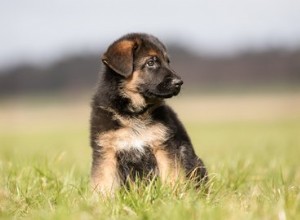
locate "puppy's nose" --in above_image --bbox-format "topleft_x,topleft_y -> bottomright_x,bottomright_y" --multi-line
172,78 -> 183,88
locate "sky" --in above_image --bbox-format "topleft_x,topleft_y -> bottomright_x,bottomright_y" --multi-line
1,0 -> 300,68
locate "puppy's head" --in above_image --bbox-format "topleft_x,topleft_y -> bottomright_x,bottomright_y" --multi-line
102,33 -> 183,100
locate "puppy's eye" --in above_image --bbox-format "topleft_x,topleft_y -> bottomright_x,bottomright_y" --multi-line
146,59 -> 155,67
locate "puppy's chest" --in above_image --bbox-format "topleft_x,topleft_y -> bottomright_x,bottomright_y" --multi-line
98,118 -> 169,152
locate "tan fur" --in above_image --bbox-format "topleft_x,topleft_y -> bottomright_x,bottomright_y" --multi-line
154,149 -> 184,184
148,49 -> 159,57
97,109 -> 169,153
91,148 -> 120,195
120,70 -> 146,112
116,40 -> 135,54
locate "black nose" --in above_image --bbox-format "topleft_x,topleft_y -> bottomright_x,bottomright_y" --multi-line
172,78 -> 183,88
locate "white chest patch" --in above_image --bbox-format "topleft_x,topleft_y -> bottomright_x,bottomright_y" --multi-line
98,117 -> 169,153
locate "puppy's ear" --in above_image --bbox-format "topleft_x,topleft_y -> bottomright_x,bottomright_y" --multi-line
102,39 -> 138,77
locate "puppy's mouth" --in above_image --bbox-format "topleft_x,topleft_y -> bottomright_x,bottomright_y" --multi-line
142,86 -> 182,99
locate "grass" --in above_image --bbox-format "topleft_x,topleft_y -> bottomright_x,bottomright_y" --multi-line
0,92 -> 299,219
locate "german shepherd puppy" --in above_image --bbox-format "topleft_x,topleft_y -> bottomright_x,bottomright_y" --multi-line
90,33 -> 207,194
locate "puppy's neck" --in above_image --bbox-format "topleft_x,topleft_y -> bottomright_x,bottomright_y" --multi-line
99,99 -> 163,120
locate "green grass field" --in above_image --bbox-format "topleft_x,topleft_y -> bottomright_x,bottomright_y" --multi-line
0,92 -> 299,219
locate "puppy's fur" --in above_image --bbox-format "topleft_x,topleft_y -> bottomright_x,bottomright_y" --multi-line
90,33 -> 207,194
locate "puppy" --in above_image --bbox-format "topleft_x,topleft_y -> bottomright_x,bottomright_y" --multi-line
90,33 -> 207,194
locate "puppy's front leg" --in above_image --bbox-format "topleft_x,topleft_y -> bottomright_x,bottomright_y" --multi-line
154,148 -> 184,185
91,148 -> 120,195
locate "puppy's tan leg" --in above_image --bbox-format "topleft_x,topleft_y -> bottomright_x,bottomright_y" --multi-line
91,148 -> 120,195
154,149 -> 183,185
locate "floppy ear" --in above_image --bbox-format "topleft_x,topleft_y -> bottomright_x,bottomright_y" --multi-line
102,40 -> 137,77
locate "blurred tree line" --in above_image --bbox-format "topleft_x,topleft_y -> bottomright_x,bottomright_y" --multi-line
0,46 -> 299,97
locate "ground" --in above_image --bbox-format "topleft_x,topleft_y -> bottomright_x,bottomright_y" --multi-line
0,91 -> 299,219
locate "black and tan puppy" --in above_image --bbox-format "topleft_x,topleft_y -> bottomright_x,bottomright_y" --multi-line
90,33 -> 207,194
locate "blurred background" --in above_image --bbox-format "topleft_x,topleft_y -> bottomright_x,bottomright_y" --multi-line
0,0 -> 300,165
1,0 -> 300,96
